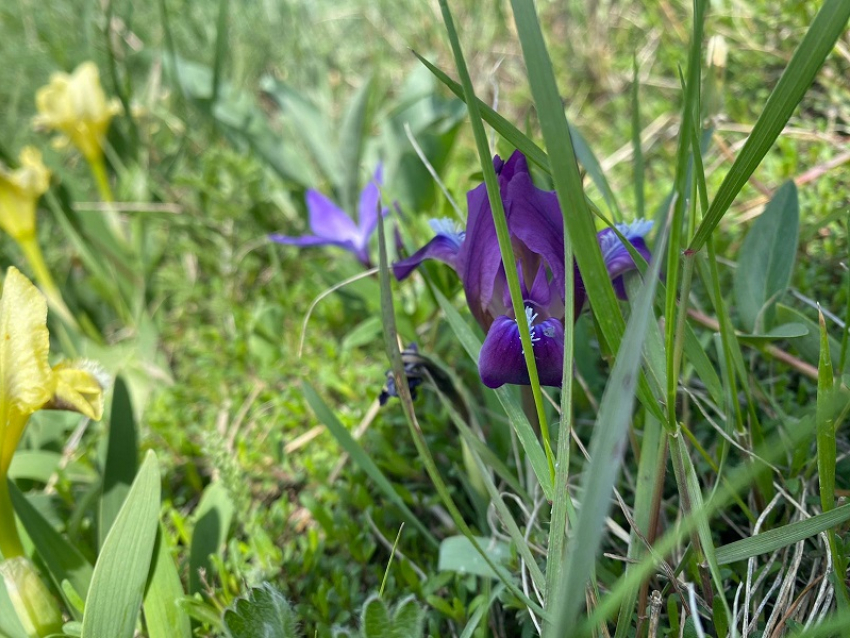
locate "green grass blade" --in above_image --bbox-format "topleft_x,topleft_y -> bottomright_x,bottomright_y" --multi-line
412,52 -> 549,171
435,386 -> 546,592
437,0 -> 554,480
690,0 -> 850,250
143,526 -> 192,638
631,56 -> 645,220
211,0 -> 230,105
100,377 -> 138,548
376,183 -> 546,617
585,414 -> 818,630
714,502 -> 850,565
509,0 -> 625,358
816,309 -> 850,605
301,383 -> 438,547
431,287 -> 553,499
613,413 -> 663,638
82,451 -> 161,638
547,214 -> 668,636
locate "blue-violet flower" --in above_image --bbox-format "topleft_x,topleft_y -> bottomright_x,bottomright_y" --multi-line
270,166 -> 388,267
394,150 -> 652,389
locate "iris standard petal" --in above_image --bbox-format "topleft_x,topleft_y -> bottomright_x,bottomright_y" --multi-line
357,165 -> 386,242
478,313 -> 564,389
306,190 -> 360,243
504,180 -> 566,295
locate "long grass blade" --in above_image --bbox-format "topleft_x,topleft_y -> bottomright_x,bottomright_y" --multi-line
690,0 -> 850,249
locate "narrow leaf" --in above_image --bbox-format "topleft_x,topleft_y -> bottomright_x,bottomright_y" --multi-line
81,451 -> 161,638
690,0 -> 850,249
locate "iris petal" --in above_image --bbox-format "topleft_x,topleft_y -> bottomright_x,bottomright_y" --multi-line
478,315 -> 564,389
305,190 -> 360,244
393,234 -> 463,281
357,165 -> 386,242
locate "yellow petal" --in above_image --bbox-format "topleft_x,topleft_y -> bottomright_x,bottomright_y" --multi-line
47,361 -> 105,421
0,147 -> 50,241
33,62 -> 121,162
0,268 -> 53,416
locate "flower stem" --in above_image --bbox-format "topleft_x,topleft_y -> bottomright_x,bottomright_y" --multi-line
17,237 -> 81,333
88,154 -> 127,242
0,478 -> 24,559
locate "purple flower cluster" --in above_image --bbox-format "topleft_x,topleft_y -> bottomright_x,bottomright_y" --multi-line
393,150 -> 652,389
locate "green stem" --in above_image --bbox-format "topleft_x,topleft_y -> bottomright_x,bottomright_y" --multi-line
0,478 -> 24,559
88,154 -> 127,243
17,237 -> 80,333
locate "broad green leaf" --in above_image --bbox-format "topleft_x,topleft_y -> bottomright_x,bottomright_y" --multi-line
301,383 -> 438,547
143,526 -> 191,638
189,481 -> 234,595
438,536 -> 511,580
715,502 -> 850,564
9,483 -> 93,616
222,583 -> 300,638
100,376 -> 138,548
81,451 -> 161,638
7,451 -> 60,483
690,0 -> 850,249
733,181 -> 800,333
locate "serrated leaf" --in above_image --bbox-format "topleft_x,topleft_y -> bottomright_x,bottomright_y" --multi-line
223,583 -> 300,638
733,181 -> 800,332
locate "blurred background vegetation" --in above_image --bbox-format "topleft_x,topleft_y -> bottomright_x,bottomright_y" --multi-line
1,0 -> 848,635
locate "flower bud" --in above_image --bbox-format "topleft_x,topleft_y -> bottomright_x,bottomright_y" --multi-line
0,557 -> 64,638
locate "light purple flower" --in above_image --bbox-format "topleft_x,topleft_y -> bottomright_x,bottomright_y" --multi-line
394,150 -> 653,389
270,166 -> 388,267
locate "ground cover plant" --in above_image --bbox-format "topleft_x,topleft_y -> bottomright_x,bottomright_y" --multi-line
1,0 -> 849,636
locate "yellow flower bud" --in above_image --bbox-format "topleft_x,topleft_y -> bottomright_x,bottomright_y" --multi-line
0,147 -> 50,243
33,62 -> 122,163
0,557 -> 64,638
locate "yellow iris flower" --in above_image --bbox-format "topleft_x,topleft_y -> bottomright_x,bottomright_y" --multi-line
0,147 -> 50,243
0,267 -> 105,559
34,62 -> 122,164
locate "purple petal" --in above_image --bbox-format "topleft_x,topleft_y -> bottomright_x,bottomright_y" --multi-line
458,178 -> 503,327
478,314 -> 564,389
503,173 -> 566,298
597,221 -> 653,299
306,190 -> 360,243
393,234 -> 463,280
357,165 -> 387,242
269,233 -> 359,253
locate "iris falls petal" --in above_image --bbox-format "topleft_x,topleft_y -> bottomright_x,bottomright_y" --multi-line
478,309 -> 564,389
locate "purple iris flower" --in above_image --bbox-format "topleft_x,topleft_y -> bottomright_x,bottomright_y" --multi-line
394,150 -> 652,390
270,166 -> 388,267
